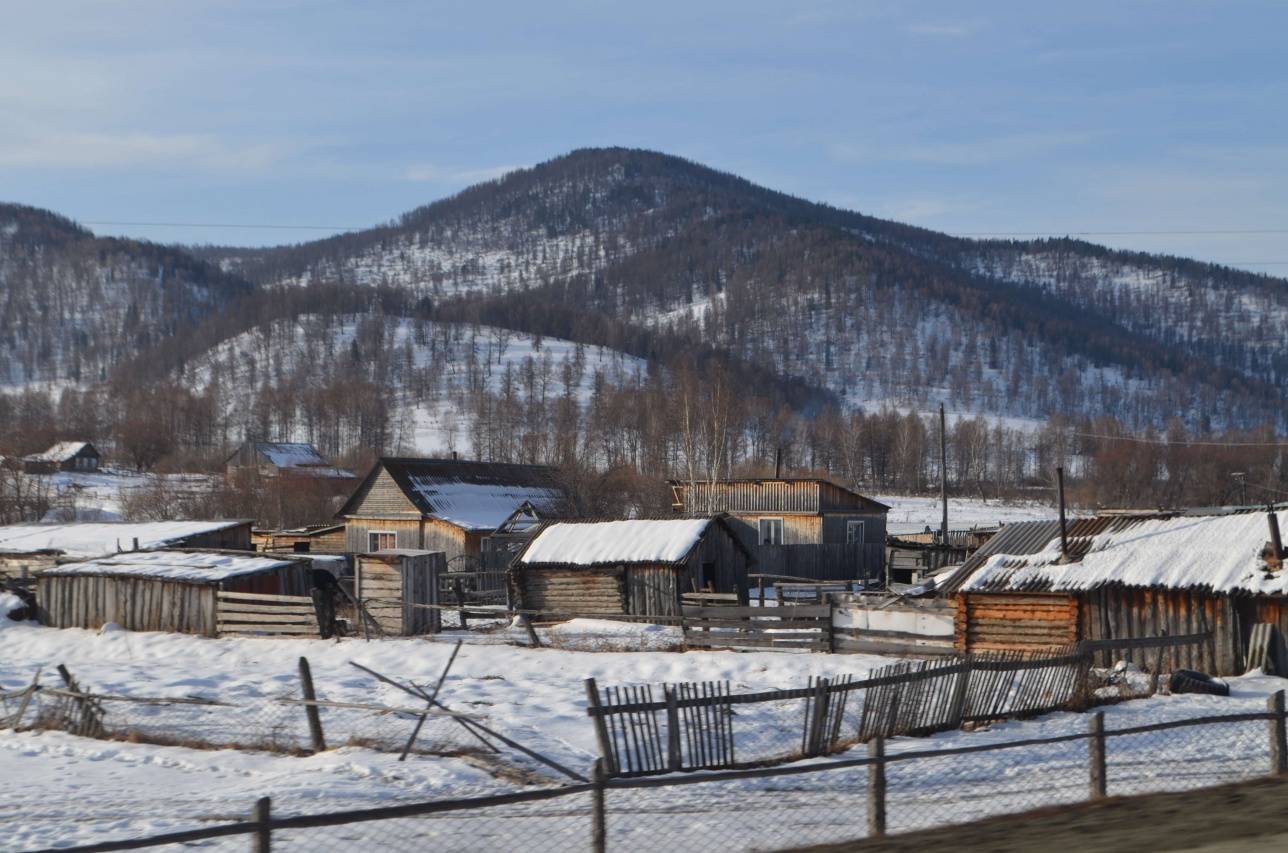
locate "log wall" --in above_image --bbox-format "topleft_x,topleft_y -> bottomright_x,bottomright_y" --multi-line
955,592 -> 1079,652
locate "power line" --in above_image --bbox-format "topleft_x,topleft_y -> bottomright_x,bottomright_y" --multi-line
1074,431 -> 1288,448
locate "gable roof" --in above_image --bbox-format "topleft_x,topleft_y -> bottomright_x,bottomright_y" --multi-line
338,457 -> 573,532
0,520 -> 251,559
945,509 -> 1288,597
23,441 -> 96,463
43,550 -> 297,584
516,517 -> 747,568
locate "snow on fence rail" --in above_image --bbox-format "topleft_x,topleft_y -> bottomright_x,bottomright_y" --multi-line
20,697 -> 1288,853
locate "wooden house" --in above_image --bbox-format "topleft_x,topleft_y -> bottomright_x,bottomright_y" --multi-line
337,458 -> 573,566
253,523 -> 347,554
0,520 -> 254,581
511,517 -> 753,618
22,441 -> 100,474
224,441 -> 356,483
669,478 -> 888,581
942,509 -> 1288,675
354,550 -> 444,635
37,550 -> 319,635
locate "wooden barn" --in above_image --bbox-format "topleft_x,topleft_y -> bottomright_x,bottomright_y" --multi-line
669,478 -> 888,582
224,441 -> 356,482
511,517 -> 753,618
338,458 -> 573,566
354,550 -> 444,635
942,508 -> 1288,675
37,551 -> 320,636
0,520 -> 254,581
21,441 -> 100,474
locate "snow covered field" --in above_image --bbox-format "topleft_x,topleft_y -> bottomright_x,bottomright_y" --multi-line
2,597 -> 1284,851
877,493 -> 1062,535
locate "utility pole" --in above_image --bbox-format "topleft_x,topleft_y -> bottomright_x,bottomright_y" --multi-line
939,403 -> 948,545
1057,466 -> 1070,559
1233,472 -> 1248,506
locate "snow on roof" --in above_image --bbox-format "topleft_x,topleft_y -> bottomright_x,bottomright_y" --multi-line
0,520 -> 246,559
45,551 -> 296,583
254,442 -> 329,468
407,477 -> 569,531
960,510 -> 1288,596
518,519 -> 716,567
23,441 -> 93,463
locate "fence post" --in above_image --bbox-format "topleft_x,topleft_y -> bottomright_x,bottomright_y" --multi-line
1088,711 -> 1106,799
591,758 -> 607,853
251,796 -> 271,853
807,677 -> 830,756
867,735 -> 886,837
297,657 -> 326,753
826,599 -> 836,654
1270,690 -> 1287,776
585,678 -> 617,776
665,686 -> 682,771
453,578 -> 469,629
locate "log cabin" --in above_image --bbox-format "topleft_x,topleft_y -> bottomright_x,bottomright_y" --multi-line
337,458 -> 573,566
21,441 -> 100,474
941,508 -> 1288,675
669,478 -> 888,582
511,516 -> 753,618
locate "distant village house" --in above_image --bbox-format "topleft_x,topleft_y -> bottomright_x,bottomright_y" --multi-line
224,441 -> 356,482
21,441 -> 100,474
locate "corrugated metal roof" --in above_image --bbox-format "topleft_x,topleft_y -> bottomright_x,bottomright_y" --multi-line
938,520 -> 1062,594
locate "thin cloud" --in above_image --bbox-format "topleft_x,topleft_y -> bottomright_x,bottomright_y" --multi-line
403,163 -> 525,184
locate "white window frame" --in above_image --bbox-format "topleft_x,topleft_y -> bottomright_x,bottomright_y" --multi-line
846,520 -> 866,545
368,530 -> 397,552
758,517 -> 784,545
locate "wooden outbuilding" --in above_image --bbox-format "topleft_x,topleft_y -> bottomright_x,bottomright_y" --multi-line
354,549 -> 444,635
338,458 -> 573,566
511,517 -> 753,618
21,441 -> 100,474
942,508 -> 1288,675
669,478 -> 888,581
0,520 -> 254,581
224,441 -> 356,482
253,523 -> 347,554
37,550 -> 321,636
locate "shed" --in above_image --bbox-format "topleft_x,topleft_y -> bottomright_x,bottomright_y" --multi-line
0,520 -> 255,580
338,457 -> 573,565
669,478 -> 888,581
21,441 -> 100,474
253,523 -> 347,554
354,549 -> 444,635
511,517 -> 753,618
942,509 -> 1288,675
37,551 -> 317,635
224,441 -> 356,482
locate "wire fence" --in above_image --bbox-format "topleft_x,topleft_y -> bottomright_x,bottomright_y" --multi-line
17,693 -> 1288,853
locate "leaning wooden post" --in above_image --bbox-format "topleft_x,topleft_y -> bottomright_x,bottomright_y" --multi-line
585,678 -> 617,776
251,796 -> 271,853
1088,711 -> 1107,799
808,677 -> 830,755
867,735 -> 886,837
1269,690 -> 1287,776
590,758 -> 607,853
297,657 -> 326,753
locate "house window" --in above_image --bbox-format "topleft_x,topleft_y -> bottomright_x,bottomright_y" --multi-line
368,531 -> 397,552
846,521 -> 865,545
758,518 -> 784,545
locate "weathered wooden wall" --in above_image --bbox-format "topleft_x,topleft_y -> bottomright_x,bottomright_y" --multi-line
754,543 -> 873,581
1079,586 -> 1240,675
344,518 -> 422,553
355,552 -> 443,635
956,592 -> 1079,652
833,597 -> 957,656
522,568 -> 625,614
623,565 -> 683,617
38,575 -> 218,635
0,554 -> 58,581
182,522 -> 254,552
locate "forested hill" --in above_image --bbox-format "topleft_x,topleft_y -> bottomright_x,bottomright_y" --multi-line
194,147 -> 1288,430
0,203 -> 254,386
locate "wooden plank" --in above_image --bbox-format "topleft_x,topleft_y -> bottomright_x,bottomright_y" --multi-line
217,622 -> 321,633
216,591 -> 314,604
682,604 -> 831,618
216,603 -> 319,616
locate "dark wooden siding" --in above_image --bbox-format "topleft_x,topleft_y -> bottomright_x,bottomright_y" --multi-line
681,481 -> 821,514
624,566 -> 683,617
345,518 -> 424,553
1080,586 -> 1241,676
182,522 -> 254,552
956,592 -> 1079,651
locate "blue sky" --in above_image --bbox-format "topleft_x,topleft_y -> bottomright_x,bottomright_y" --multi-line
3,1 -> 1287,272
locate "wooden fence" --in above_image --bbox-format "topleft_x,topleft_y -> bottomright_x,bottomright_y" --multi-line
215,590 -> 323,638
585,637 -> 1201,778
681,604 -> 833,652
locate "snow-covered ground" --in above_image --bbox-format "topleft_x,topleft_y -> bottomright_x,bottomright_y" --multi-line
877,493 -> 1063,535
3,596 -> 1284,851
30,468 -> 216,522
